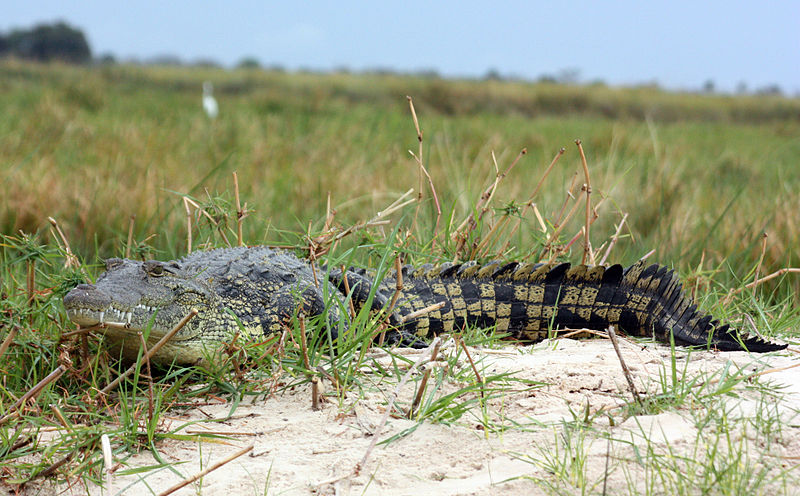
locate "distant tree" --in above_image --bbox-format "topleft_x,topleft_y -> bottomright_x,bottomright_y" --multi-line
147,54 -> 183,66
735,81 -> 748,94
237,56 -> 261,69
702,79 -> 715,93
483,68 -> 502,81
193,58 -> 221,68
4,22 -> 91,63
755,84 -> 783,96
556,68 -> 580,84
537,74 -> 557,84
0,34 -> 8,57
96,52 -> 116,65
414,69 -> 440,79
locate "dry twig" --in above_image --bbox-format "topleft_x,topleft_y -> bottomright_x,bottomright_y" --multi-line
0,365 -> 67,425
99,309 -> 198,395
157,444 -> 254,496
607,326 -> 642,406
407,96 -> 442,244
356,337 -> 442,474
575,139 -> 594,264
408,340 -> 443,418
125,215 -> 135,259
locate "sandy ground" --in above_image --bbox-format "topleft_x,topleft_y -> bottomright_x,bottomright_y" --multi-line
36,338 -> 800,495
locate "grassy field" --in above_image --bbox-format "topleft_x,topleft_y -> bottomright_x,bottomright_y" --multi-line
2,61 -> 800,277
1,60 -> 799,493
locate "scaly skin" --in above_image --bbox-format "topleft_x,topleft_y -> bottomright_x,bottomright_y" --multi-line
63,247 -> 786,364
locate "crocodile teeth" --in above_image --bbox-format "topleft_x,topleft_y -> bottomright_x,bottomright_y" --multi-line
99,311 -> 105,324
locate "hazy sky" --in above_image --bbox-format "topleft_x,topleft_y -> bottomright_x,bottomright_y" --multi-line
4,1 -> 799,93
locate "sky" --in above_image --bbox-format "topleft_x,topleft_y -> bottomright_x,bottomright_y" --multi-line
3,1 -> 799,94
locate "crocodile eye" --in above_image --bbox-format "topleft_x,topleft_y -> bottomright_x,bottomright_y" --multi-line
105,258 -> 124,270
144,261 -> 166,277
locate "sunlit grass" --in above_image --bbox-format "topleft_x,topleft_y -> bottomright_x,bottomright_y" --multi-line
0,60 -> 799,493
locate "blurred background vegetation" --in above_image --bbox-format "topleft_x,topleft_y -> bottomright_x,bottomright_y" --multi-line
1,49 -> 799,299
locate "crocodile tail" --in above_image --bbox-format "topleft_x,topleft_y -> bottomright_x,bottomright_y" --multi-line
478,260 -> 786,352
580,260 -> 786,352
618,261 -> 787,352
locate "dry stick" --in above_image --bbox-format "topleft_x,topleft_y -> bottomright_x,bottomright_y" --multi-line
606,326 -> 642,406
233,171 -> 244,247
340,265 -> 357,319
639,249 -> 656,262
60,325 -> 102,339
575,140 -> 594,265
541,189 -> 584,261
51,405 -> 71,431
530,147 -> 567,201
503,148 -> 567,253
0,365 -> 67,425
407,96 -> 424,224
99,309 -> 198,396
475,215 -> 513,259
386,254 -> 404,314
47,217 -> 80,269
478,149 -> 527,225
459,339 -> 485,399
553,171 -> 580,227
0,325 -> 20,361
400,302 -> 446,323
726,232 -> 772,305
183,197 -> 194,253
309,189 -> 412,256
689,359 -> 800,392
184,429 -> 261,436
726,268 -> 800,300
298,318 -> 319,411
157,443 -> 254,496
754,232 -> 768,285
561,202 -> 602,254
599,213 -> 629,265
407,96 -> 442,245
356,337 -> 442,475
556,328 -> 608,340
321,192 -> 335,236
126,215 -> 136,259
378,254 -> 405,346
408,340 -> 443,418
452,148 -> 527,258
307,221 -> 320,288
29,452 -> 75,482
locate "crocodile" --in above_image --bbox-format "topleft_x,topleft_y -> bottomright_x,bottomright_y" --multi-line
63,246 -> 786,365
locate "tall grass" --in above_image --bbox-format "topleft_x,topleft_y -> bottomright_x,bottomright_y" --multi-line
2,60 -> 799,295
0,60 -> 798,493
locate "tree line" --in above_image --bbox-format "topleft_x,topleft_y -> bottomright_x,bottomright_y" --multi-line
0,21 -> 91,64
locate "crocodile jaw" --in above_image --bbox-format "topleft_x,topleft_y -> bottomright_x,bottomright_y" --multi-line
66,303 -> 159,328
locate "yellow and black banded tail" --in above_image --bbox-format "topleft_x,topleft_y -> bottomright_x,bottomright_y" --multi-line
332,260 -> 786,353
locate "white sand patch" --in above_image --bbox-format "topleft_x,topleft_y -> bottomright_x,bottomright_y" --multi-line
31,338 -> 798,495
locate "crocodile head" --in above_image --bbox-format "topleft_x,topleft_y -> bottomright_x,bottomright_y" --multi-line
63,257 -> 229,364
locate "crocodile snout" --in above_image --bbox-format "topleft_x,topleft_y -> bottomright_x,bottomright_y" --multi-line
63,284 -> 112,311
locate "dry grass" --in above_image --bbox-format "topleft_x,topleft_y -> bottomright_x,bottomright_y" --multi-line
1,60 -> 800,299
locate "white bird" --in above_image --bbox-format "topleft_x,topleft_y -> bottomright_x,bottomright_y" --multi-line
202,81 -> 218,119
